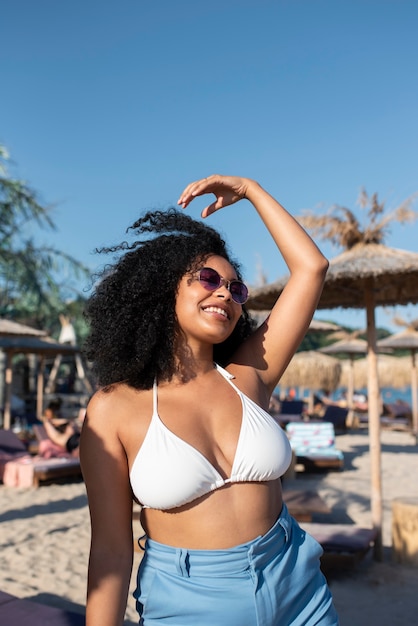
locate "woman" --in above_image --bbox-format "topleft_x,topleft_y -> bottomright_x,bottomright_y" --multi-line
41,400 -> 82,457
80,175 -> 339,625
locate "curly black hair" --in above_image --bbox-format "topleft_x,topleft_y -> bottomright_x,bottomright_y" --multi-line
84,208 -> 254,389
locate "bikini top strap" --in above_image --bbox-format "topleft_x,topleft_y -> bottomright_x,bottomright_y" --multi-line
153,378 -> 158,414
214,362 -> 241,393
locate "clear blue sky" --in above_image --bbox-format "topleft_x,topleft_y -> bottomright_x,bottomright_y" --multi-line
2,0 -> 417,331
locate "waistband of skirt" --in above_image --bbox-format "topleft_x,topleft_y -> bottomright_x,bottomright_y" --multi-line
143,503 -> 293,574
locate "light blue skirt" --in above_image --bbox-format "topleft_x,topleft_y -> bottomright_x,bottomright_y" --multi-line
134,504 -> 339,625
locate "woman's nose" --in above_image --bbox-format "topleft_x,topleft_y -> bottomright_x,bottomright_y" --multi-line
215,283 -> 232,300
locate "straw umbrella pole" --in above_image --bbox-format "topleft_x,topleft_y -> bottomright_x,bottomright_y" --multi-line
247,189 -> 418,559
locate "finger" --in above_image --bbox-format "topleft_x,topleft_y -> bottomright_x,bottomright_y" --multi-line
201,198 -> 224,218
177,181 -> 198,207
200,203 -> 215,218
178,176 -> 217,208
189,177 -> 216,198
177,178 -> 208,207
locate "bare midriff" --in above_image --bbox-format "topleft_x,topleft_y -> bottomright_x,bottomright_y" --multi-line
140,479 -> 283,549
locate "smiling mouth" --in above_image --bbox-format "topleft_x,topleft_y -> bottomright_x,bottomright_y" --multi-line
202,306 -> 230,320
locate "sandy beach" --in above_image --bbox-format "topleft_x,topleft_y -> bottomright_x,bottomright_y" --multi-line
1,427 -> 417,625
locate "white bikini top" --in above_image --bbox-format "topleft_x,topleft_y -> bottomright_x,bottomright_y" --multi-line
129,364 -> 292,510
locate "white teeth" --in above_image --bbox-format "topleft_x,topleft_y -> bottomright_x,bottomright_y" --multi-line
204,306 -> 228,318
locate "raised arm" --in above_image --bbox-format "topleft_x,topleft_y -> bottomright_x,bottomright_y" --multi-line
238,179 -> 328,390
80,392 -> 134,626
178,175 -> 329,394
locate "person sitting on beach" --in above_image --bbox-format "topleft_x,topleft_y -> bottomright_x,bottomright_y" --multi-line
352,390 -> 368,412
41,400 -> 82,457
81,175 -> 339,625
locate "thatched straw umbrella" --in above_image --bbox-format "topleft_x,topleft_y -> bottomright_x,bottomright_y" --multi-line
278,350 -> 341,392
247,190 -> 418,559
378,319 -> 418,438
278,351 -> 341,413
249,244 -> 418,311
249,311 -> 341,333
0,319 -> 47,337
305,319 -> 342,333
320,335 -> 367,411
339,354 -> 410,389
320,332 -> 391,414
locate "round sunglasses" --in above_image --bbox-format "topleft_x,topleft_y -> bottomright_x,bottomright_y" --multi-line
197,267 -> 249,304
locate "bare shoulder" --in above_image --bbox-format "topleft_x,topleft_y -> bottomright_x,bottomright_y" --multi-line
83,383 -> 154,463
86,384 -> 151,427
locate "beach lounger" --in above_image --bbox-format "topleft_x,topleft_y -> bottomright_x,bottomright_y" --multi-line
301,522 -> 378,574
279,399 -> 305,416
357,412 -> 411,431
382,402 -> 412,420
321,405 -> 348,434
271,399 -> 306,427
0,428 -> 30,462
380,416 -> 411,431
0,429 -> 82,487
0,428 -> 31,481
285,421 -> 344,471
2,454 -> 82,488
380,402 -> 412,431
282,488 -> 331,522
0,590 -> 85,625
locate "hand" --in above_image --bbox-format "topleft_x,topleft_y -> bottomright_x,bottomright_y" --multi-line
177,174 -> 250,217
